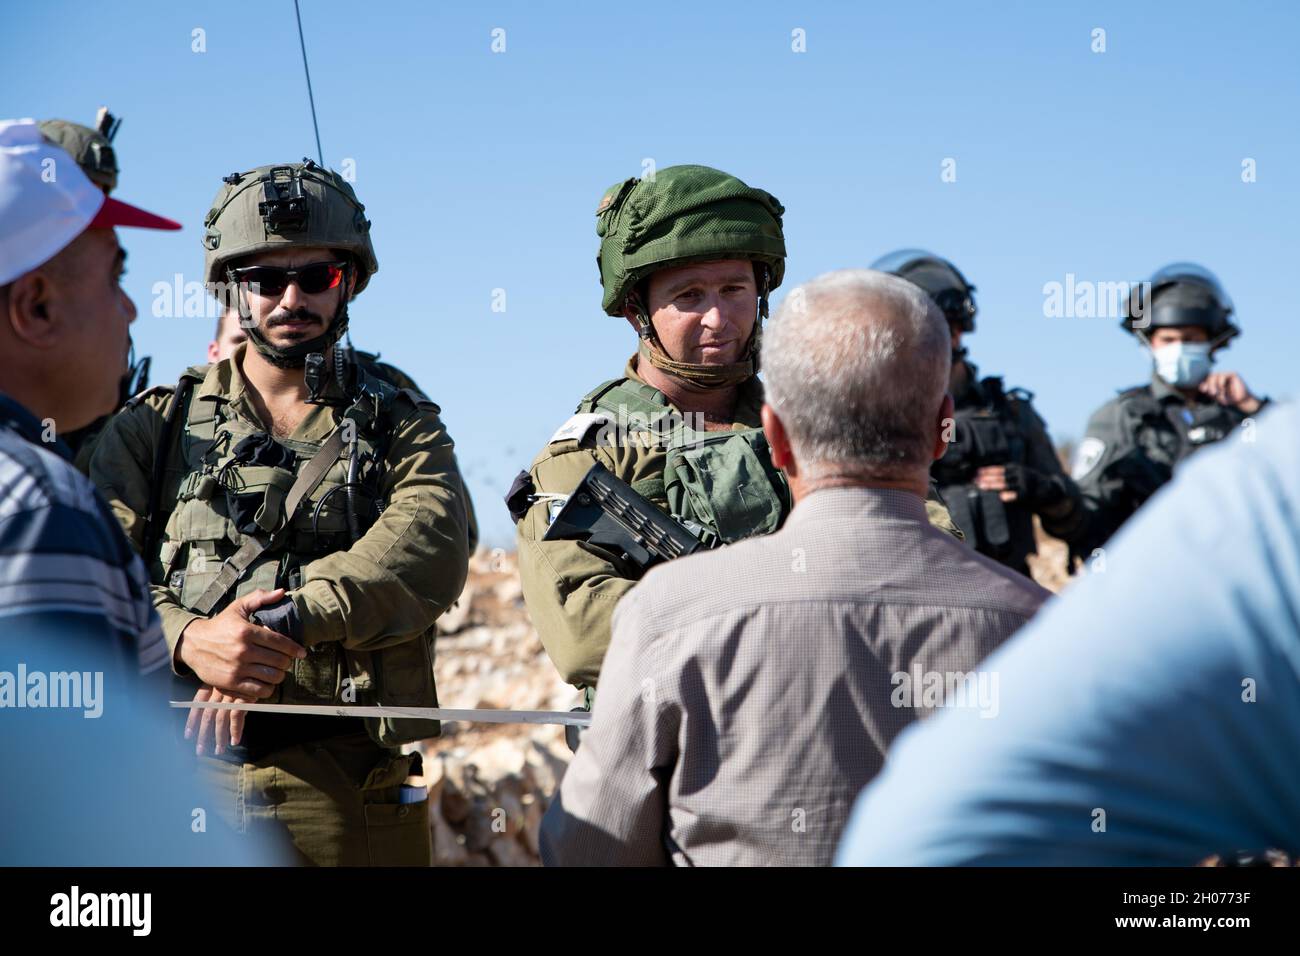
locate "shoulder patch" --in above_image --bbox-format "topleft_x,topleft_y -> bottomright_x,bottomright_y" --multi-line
549,412 -> 611,446
1071,437 -> 1107,480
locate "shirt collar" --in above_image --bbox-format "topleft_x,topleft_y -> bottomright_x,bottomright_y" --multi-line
785,485 -> 929,528
0,392 -> 73,462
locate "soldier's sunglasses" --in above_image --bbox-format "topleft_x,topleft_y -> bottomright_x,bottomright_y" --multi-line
230,261 -> 346,297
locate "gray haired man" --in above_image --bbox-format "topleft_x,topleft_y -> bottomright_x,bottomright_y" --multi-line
539,269 -> 1051,866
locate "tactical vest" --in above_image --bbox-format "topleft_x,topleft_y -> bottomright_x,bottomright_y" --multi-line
1111,386 -> 1243,505
576,378 -> 791,546
931,376 -> 1034,570
154,365 -> 441,748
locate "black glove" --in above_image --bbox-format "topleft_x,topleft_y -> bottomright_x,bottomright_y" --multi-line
1003,463 -> 1067,509
249,596 -> 303,643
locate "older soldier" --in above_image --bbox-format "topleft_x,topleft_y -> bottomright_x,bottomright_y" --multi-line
510,168 -> 961,722
874,250 -> 1085,578
39,109 -> 151,472
91,161 -> 470,866
1070,263 -> 1266,561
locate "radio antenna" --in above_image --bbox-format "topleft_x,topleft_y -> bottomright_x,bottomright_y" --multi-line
293,0 -> 325,166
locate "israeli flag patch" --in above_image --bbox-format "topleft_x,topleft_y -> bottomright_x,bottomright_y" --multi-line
549,413 -> 611,446
546,496 -> 567,525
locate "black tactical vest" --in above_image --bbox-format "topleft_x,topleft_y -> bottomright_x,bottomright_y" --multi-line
932,375 -> 1036,573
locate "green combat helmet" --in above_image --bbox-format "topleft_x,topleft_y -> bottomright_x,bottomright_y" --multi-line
595,164 -> 785,388
1121,262 -> 1240,346
39,107 -> 121,193
203,160 -> 378,369
41,108 -> 149,402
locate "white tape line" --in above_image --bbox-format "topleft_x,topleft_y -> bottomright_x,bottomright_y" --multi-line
170,700 -> 592,728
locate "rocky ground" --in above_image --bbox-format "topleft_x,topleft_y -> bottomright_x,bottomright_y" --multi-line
408,549 -> 576,867
412,533 -> 1075,866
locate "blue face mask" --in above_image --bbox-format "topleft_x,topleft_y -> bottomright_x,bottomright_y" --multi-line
1152,341 -> 1214,387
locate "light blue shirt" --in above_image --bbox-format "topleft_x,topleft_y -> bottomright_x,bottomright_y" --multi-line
837,403 -> 1300,866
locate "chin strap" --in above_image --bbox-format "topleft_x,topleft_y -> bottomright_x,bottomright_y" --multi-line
636,337 -> 754,389
231,263 -> 353,371
629,264 -> 769,391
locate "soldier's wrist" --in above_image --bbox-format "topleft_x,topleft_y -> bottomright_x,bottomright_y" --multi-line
175,622 -> 198,676
287,588 -> 334,647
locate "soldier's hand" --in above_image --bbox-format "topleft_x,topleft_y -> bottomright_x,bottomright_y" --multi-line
178,588 -> 306,698
186,685 -> 250,757
1199,372 -> 1261,415
973,466 -> 1018,503
981,463 -> 1069,509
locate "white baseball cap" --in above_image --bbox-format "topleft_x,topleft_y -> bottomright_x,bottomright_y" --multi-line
0,118 -> 180,286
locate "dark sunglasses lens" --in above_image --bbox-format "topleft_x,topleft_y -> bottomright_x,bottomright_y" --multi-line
241,269 -> 288,297
297,263 -> 343,294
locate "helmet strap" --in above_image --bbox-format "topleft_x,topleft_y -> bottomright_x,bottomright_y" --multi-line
230,262 -> 353,371
627,268 -> 763,391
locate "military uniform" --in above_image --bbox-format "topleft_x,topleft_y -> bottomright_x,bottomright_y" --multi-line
92,347 -> 468,863
353,349 -> 479,555
76,348 -> 480,553
91,161 -> 471,866
515,358 -> 962,689
934,362 -> 1084,577
1070,262 -> 1262,560
515,169 -> 960,699
872,249 -> 1083,578
1070,375 -> 1256,557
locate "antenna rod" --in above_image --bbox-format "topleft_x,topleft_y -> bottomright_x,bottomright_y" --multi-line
293,0 -> 325,166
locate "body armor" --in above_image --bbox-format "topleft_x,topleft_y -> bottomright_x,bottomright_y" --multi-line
932,376 -> 1034,572
153,362 -> 440,748
577,377 -> 791,546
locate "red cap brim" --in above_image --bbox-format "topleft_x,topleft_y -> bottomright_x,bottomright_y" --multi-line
88,195 -> 182,231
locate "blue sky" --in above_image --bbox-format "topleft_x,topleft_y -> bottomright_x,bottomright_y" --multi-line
5,1 -> 1297,546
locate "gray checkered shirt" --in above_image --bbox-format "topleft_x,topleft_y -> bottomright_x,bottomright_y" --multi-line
540,486 -> 1051,866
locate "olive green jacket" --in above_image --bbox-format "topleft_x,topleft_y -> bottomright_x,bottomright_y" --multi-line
90,347 -> 471,673
515,357 -> 962,690
71,351 -> 476,557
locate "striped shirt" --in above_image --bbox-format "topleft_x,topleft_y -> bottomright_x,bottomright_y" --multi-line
0,393 -> 167,675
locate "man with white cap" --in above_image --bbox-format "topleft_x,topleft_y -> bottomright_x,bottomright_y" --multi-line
0,117 -> 275,865
0,117 -> 178,671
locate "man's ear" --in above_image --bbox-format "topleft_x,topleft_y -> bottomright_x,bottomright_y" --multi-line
932,392 -> 955,462
5,271 -> 59,349
762,403 -> 796,475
